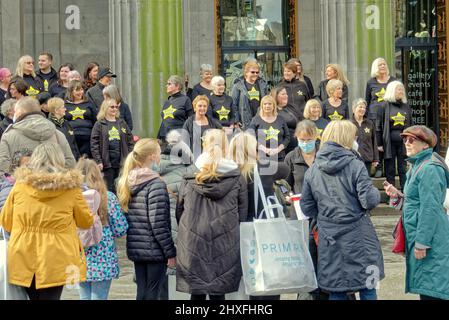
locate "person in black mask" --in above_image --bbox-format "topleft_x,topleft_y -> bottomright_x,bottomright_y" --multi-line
376,81 -> 411,191
157,75 -> 193,143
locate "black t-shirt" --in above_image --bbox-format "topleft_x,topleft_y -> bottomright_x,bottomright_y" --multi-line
389,102 -> 410,143
322,100 -> 349,121
158,92 -> 193,140
106,120 -> 121,168
209,93 -> 235,127
365,77 -> 396,120
245,80 -> 261,117
0,88 -> 7,106
191,83 -> 213,101
312,117 -> 330,140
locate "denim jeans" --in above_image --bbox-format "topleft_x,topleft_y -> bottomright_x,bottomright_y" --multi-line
79,280 -> 112,300
329,288 -> 377,300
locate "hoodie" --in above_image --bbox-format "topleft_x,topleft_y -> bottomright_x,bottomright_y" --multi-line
36,68 -> 58,92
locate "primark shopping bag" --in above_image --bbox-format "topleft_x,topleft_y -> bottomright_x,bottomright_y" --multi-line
0,228 -> 28,300
240,166 -> 317,296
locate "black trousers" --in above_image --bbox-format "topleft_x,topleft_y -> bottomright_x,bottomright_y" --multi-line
25,276 -> 64,300
191,294 -> 225,300
75,134 -> 92,158
103,167 -> 120,193
385,142 -> 407,190
420,294 -> 443,300
134,261 -> 167,300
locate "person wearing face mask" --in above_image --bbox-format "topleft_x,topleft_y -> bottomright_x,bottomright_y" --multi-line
300,120 -> 384,300
117,138 -> 176,300
191,64 -> 214,101
91,99 -> 134,193
182,95 -> 222,160
231,60 -> 268,130
384,126 -> 449,300
351,98 -> 379,174
209,76 -> 237,136
376,81 -> 411,191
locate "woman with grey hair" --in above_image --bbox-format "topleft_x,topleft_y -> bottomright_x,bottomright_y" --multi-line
191,64 -> 214,101
351,98 -> 378,174
103,84 -> 133,130
209,75 -> 237,135
376,80 -> 411,191
157,75 -> 193,142
0,99 -> 16,139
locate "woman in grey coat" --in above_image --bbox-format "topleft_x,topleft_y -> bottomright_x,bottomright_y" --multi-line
300,120 -> 384,300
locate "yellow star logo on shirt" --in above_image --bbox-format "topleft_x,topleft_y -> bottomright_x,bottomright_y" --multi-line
391,112 -> 406,126
248,86 -> 260,101
364,127 -> 371,134
216,106 -> 230,121
375,88 -> 386,102
69,107 -> 86,120
44,80 -> 49,92
317,128 -> 324,140
121,127 -> 127,134
263,126 -> 280,141
328,111 -> 344,121
297,90 -> 304,96
68,130 -> 74,136
108,126 -> 120,141
163,105 -> 176,120
26,86 -> 40,97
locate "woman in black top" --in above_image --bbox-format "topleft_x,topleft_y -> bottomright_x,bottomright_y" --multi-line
91,99 -> 134,193
248,95 -> 290,161
157,75 -> 193,142
102,84 -> 134,131
303,99 -> 329,143
376,81 -> 411,191
271,86 -> 297,155
351,98 -> 379,174
365,57 -> 396,178
315,63 -> 349,104
6,76 -> 28,100
14,55 -> 44,98
82,62 -> 99,91
288,58 -> 314,98
182,95 -> 222,159
191,64 -> 214,101
209,75 -> 237,136
47,97 -> 80,160
322,79 -> 349,121
64,80 -> 98,158
279,61 -> 310,121
49,63 -> 74,98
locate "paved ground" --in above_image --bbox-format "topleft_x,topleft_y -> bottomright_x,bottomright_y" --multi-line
61,208 -> 417,300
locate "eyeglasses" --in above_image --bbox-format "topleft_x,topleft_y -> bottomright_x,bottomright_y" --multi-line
250,71 -> 260,74
402,135 -> 422,144
110,105 -> 119,109
25,61 -> 34,65
166,82 -> 174,86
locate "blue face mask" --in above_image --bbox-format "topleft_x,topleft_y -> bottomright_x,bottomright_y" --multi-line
298,140 -> 316,154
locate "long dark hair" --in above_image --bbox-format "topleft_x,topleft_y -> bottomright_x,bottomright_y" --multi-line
82,62 -> 99,89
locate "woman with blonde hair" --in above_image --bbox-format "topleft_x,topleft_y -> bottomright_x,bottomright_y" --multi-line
182,95 -> 222,158
102,84 -> 133,130
117,138 -> 176,300
271,86 -> 297,154
316,63 -> 349,104
76,158 -> 128,300
303,99 -> 329,142
91,99 -> 134,193
14,55 -> 44,98
248,95 -> 290,161
0,142 -> 93,300
176,129 -> 247,300
300,120 -> 384,300
322,79 -> 349,121
231,60 -> 268,129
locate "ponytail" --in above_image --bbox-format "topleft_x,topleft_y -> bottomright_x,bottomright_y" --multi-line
195,129 -> 227,184
117,138 -> 160,212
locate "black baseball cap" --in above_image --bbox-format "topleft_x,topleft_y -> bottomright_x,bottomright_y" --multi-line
97,67 -> 117,80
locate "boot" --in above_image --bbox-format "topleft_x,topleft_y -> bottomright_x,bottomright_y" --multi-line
374,162 -> 383,178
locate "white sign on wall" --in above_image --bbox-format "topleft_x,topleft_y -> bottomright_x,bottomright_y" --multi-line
65,5 -> 80,30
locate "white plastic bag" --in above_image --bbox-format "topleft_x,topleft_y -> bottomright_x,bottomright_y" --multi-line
0,228 -> 28,300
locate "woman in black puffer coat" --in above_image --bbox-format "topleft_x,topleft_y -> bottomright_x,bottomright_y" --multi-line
117,138 -> 176,300
176,129 -> 248,300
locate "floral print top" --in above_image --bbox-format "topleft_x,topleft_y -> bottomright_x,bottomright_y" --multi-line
84,192 -> 128,282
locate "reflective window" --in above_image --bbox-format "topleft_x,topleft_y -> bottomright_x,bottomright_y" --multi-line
405,0 -> 436,38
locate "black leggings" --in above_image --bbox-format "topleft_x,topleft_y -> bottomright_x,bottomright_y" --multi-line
103,168 -> 120,193
75,134 -> 92,158
191,294 -> 225,300
134,261 -> 167,300
385,142 -> 407,190
25,276 -> 64,300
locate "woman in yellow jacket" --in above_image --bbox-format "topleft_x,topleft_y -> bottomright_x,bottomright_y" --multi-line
0,142 -> 93,300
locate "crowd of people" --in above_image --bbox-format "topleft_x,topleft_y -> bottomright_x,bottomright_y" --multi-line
0,53 -> 448,301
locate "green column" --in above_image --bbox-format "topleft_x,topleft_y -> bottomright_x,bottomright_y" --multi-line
138,0 -> 184,138
354,0 -> 395,73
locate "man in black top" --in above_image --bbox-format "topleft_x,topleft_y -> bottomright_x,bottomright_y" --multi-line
36,52 -> 58,92
86,67 -> 117,111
